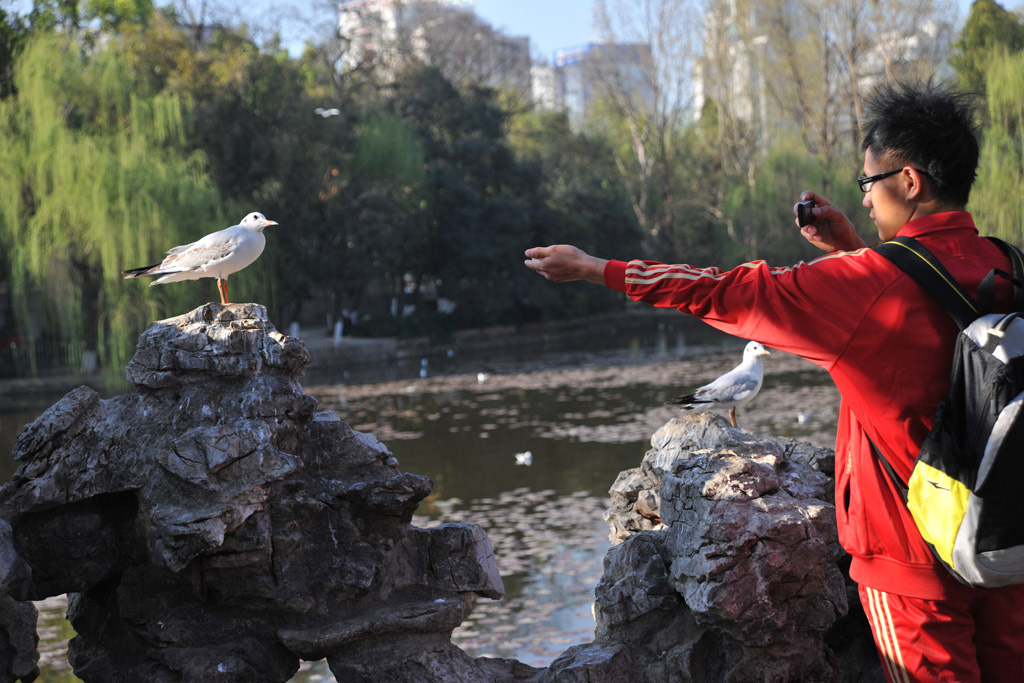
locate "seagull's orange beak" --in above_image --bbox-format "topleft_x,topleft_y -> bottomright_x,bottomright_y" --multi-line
262,219 -> 279,227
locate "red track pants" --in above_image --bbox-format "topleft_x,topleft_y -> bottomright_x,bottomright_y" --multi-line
859,583 -> 1024,682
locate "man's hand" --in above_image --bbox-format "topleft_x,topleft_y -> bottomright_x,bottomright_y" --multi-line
524,245 -> 608,284
795,191 -> 867,253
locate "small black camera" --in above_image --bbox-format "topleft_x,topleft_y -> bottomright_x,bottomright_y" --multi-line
797,200 -> 815,228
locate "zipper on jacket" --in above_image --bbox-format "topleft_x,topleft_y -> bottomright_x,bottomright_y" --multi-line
842,448 -> 853,514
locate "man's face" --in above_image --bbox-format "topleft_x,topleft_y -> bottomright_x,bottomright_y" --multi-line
861,147 -> 910,242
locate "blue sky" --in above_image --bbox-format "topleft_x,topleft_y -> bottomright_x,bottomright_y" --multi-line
473,0 -> 598,63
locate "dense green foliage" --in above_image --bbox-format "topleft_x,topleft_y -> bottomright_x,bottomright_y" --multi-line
0,0 -> 1021,376
950,0 -> 1024,94
972,49 -> 1024,243
0,35 -> 230,374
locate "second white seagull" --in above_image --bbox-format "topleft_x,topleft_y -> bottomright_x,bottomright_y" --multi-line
123,212 -> 278,305
666,341 -> 770,428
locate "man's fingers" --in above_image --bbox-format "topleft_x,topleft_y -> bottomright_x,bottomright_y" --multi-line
524,246 -> 553,259
524,248 -> 554,279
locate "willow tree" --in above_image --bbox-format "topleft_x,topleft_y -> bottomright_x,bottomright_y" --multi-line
0,34 -> 232,376
971,49 -> 1024,245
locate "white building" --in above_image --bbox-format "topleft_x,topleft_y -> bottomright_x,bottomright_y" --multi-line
542,42 -> 656,129
338,0 -> 531,93
692,0 -> 773,127
530,64 -> 559,110
856,21 -> 956,94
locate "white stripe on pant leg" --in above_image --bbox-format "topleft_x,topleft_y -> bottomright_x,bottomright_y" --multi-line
877,588 -> 910,683
866,587 -> 901,683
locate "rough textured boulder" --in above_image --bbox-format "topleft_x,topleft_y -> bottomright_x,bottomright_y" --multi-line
0,303 -> 518,683
546,415 -> 882,683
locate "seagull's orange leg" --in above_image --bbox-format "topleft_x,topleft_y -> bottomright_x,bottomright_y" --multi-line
217,278 -> 229,305
729,407 -> 738,428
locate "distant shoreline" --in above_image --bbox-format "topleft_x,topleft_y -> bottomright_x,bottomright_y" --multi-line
0,308 -> 732,408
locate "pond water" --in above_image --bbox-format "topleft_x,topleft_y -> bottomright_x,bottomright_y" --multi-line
2,339 -> 840,681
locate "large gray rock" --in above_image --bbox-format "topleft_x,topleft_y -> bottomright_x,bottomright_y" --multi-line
547,415 -> 881,683
0,303 -> 518,683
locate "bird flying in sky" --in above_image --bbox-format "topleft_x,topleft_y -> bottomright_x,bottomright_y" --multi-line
666,341 -> 770,427
123,212 -> 278,305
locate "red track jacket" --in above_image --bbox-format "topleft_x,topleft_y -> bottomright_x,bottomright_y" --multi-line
604,211 -> 1013,599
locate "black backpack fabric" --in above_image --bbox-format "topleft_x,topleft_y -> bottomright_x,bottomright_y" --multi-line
873,235 -> 1024,588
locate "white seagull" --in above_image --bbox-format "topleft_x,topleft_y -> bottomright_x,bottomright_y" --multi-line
666,341 -> 771,427
123,212 -> 278,305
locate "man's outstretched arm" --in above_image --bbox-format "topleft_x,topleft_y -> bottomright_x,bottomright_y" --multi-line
524,245 -> 609,284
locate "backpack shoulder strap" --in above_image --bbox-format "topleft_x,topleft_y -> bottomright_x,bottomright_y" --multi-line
875,235 -> 979,330
984,237 -> 1024,314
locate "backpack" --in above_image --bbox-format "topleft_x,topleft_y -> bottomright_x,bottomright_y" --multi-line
873,235 -> 1024,588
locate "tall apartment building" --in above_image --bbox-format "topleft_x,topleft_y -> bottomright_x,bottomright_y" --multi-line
337,0 -> 531,94
540,42 -> 656,130
856,20 -> 955,93
691,0 -> 775,129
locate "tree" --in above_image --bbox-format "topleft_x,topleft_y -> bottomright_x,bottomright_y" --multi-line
0,35 -> 230,375
691,0 -> 955,264
950,0 -> 1024,94
507,107 -> 645,319
383,65 -> 532,328
591,0 -> 700,247
721,137 -> 867,265
715,0 -> 956,187
0,7 -> 29,99
971,49 -> 1024,245
85,0 -> 154,31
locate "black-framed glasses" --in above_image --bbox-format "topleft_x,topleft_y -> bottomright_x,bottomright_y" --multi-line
857,168 -> 902,193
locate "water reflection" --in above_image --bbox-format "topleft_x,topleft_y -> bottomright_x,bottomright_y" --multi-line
417,489 -> 609,664
5,344 -> 839,681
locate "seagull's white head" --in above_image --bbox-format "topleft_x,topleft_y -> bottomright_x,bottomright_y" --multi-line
743,341 -> 770,361
239,212 -> 279,232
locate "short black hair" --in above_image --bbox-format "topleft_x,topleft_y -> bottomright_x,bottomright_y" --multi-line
861,80 -> 980,207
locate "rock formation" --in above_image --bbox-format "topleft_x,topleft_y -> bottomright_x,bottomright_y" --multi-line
0,303 -> 517,682
0,303 -> 881,682
545,415 -> 881,682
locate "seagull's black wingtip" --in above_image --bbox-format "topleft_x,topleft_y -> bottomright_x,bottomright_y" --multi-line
122,263 -> 161,278
665,393 -> 700,406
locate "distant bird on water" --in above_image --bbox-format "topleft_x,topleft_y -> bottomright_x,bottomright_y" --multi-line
122,212 -> 278,305
666,341 -> 770,428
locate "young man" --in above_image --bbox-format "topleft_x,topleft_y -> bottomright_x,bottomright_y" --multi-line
523,81 -> 1024,682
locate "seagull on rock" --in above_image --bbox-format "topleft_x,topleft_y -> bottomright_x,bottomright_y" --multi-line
666,341 -> 770,428
122,212 -> 278,305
